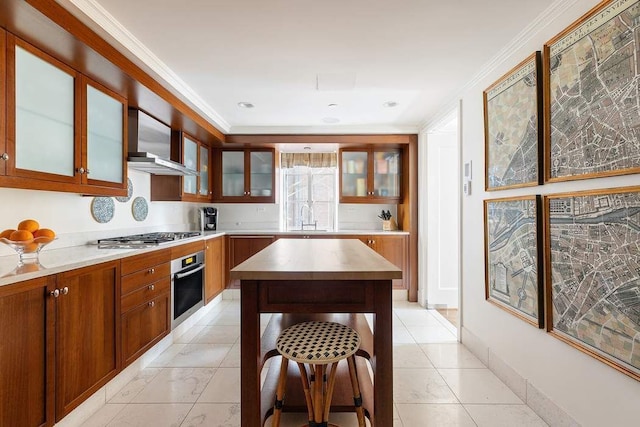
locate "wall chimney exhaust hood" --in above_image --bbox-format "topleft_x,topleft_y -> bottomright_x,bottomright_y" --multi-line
127,109 -> 198,176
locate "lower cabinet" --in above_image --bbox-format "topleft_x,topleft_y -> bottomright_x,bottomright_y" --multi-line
120,249 -> 171,367
0,260 -> 120,426
227,235 -> 276,288
205,236 -> 225,303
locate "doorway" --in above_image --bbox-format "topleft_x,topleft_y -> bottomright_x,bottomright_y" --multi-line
420,110 -> 460,331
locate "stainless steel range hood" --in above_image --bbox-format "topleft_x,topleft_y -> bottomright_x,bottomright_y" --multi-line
127,109 -> 198,176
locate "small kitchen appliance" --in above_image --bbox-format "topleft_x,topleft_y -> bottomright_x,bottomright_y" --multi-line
200,207 -> 218,231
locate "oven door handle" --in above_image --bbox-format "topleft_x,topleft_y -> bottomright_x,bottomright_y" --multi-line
174,263 -> 205,280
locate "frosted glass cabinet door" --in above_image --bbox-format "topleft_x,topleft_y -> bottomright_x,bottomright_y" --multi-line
222,151 -> 245,197
15,46 -> 75,177
250,151 -> 273,197
183,136 -> 197,195
373,150 -> 400,197
199,144 -> 209,196
341,151 -> 368,197
86,85 -> 123,184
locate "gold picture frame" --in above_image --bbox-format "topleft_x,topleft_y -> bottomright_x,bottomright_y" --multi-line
484,52 -> 543,191
545,186 -> 640,381
484,195 -> 543,327
544,0 -> 640,182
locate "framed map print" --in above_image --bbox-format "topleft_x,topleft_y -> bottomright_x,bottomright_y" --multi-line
484,196 -> 543,327
544,0 -> 640,182
484,52 -> 542,191
545,187 -> 640,381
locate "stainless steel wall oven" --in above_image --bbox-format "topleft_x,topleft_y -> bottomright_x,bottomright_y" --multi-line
171,250 -> 205,328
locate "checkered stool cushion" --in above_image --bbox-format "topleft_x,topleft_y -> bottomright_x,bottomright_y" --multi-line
276,321 -> 361,364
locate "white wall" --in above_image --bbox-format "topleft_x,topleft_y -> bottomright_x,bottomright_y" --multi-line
458,0 -> 640,425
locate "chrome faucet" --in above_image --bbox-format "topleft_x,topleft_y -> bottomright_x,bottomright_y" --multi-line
300,203 -> 317,230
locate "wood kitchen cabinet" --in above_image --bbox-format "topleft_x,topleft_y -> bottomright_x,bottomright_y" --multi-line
2,36 -> 127,197
0,275 -> 54,427
205,236 -> 225,303
0,30 -> 6,177
215,148 -> 275,202
120,249 -> 171,367
226,235 -> 276,287
0,261 -> 120,425
342,234 -> 408,289
55,261 -> 120,419
340,147 -> 401,203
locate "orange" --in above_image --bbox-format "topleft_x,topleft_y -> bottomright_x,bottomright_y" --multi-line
18,219 -> 40,233
22,242 -> 39,253
9,230 -> 34,242
0,229 -> 16,239
33,228 -> 56,242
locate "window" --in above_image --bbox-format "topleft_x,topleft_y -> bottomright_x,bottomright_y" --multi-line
281,153 -> 337,231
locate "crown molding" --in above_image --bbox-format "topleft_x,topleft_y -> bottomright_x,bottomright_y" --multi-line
228,124 -> 420,135
419,0 -> 579,132
62,0 -> 231,133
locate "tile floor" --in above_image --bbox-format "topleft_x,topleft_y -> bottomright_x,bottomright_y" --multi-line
83,298 -> 548,426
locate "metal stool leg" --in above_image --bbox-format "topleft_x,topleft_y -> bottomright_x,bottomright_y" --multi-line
347,356 -> 366,427
272,356 -> 289,427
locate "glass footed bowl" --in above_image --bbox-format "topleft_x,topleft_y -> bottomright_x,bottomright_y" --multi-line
0,236 -> 55,263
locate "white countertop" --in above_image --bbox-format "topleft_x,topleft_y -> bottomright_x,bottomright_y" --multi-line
0,229 -> 408,287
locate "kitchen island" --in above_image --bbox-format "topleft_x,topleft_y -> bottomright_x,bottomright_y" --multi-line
230,238 -> 402,426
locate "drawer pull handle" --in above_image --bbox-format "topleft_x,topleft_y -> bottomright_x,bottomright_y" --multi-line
148,284 -> 155,291
148,301 -> 155,308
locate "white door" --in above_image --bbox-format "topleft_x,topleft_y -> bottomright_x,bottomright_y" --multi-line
425,116 -> 460,309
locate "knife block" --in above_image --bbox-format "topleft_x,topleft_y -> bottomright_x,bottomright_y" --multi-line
382,218 -> 398,231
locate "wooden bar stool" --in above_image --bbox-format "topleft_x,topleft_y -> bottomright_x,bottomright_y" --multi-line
272,321 -> 366,427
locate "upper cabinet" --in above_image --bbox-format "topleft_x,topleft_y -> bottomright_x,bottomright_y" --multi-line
215,148 -> 275,202
340,147 -> 401,203
0,30 -> 6,177
1,36 -> 127,196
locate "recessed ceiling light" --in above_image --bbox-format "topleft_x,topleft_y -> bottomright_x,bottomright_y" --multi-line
322,117 -> 340,124
382,101 -> 399,108
328,103 -> 338,108
237,102 -> 254,108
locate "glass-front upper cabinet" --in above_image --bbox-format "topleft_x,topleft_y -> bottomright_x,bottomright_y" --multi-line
340,147 -> 401,202
218,148 -> 275,202
181,134 -> 210,200
85,81 -> 126,186
10,39 -> 79,183
183,135 -> 198,195
199,144 -> 209,197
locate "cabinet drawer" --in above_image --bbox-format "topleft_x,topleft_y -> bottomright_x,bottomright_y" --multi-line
121,263 -> 170,295
121,292 -> 170,367
121,277 -> 170,313
171,241 -> 205,259
121,249 -> 171,276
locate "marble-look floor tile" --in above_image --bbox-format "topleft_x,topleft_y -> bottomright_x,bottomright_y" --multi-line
439,369 -> 523,404
396,403 -> 476,426
392,326 -> 417,344
264,412 -> 366,427
207,310 -> 241,326
174,324 -> 208,344
421,343 -> 486,369
109,368 -> 162,403
464,404 -> 548,426
181,403 -> 241,426
395,309 -> 443,327
161,344 -> 232,368
406,325 -> 457,343
132,368 -> 215,403
198,367 -> 240,403
106,403 -> 192,427
393,343 -> 434,368
220,341 -> 240,368
192,325 -> 240,344
393,368 -> 458,403
82,403 -> 126,427
147,344 -> 187,368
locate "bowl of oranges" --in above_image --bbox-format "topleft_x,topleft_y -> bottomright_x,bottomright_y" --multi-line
0,219 -> 56,262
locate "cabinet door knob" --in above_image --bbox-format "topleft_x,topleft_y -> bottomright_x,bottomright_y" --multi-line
148,268 -> 155,274
50,289 -> 60,298
148,301 -> 155,308
76,167 -> 85,175
61,286 -> 69,295
85,169 -> 91,175
0,153 -> 8,161
148,284 -> 155,291
247,191 -> 251,195
371,240 -> 376,244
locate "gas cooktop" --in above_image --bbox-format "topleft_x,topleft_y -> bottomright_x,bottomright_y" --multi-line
97,231 -> 202,249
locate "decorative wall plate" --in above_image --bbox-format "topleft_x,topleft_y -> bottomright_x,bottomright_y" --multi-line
132,196 -> 148,221
91,197 -> 115,223
115,178 -> 133,202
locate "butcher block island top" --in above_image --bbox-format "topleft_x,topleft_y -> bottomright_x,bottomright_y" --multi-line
229,238 -> 402,281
